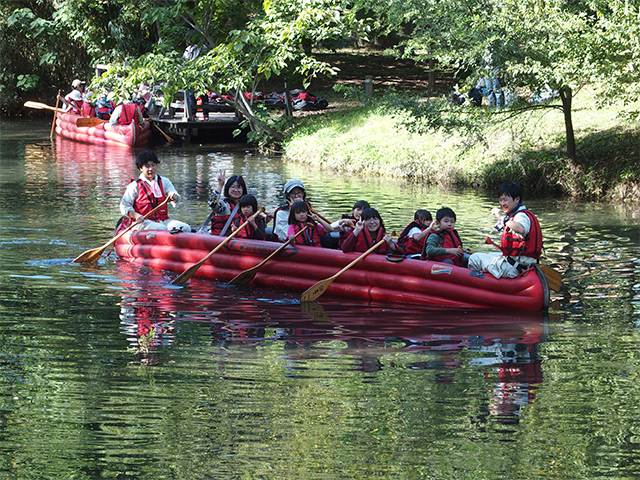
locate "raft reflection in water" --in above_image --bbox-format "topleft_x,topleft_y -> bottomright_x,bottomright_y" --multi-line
117,264 -> 548,421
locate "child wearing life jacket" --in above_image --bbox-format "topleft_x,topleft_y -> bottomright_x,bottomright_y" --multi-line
341,208 -> 397,254
231,194 -> 266,240
397,209 -> 436,256
331,200 -> 370,247
422,207 -> 469,267
287,201 -> 334,247
272,179 -> 308,242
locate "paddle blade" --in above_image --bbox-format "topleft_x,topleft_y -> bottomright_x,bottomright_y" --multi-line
77,117 -> 107,127
539,264 -> 562,292
72,246 -> 106,264
172,262 -> 202,284
301,278 -> 333,303
227,267 -> 258,286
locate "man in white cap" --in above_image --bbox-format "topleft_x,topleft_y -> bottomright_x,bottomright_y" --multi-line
272,179 -> 307,242
64,79 -> 85,114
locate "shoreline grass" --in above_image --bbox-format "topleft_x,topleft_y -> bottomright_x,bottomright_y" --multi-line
283,86 -> 640,201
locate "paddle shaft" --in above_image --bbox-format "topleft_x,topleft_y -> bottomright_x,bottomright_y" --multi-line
24,101 -> 67,114
228,224 -> 310,285
309,206 -> 331,225
154,123 -> 174,143
173,207 -> 265,284
301,230 -> 396,302
50,91 -> 60,139
72,196 -> 171,264
57,94 -> 87,116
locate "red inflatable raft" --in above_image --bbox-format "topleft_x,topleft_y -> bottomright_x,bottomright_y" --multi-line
55,112 -> 150,148
115,231 -> 550,310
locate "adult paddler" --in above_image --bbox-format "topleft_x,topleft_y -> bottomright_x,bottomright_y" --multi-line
468,182 -> 543,278
119,150 -> 191,233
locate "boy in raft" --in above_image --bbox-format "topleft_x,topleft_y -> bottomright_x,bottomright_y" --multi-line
208,170 -> 248,235
331,200 -> 370,247
230,194 -> 266,240
342,208 -> 397,254
397,209 -> 436,256
272,179 -> 307,242
119,151 -> 191,233
422,207 -> 469,267
287,201 -> 334,247
468,182 -> 542,278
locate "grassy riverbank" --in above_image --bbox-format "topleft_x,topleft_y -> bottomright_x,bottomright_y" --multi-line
283,85 -> 640,201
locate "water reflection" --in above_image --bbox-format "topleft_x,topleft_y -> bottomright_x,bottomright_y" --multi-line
116,262 -> 548,424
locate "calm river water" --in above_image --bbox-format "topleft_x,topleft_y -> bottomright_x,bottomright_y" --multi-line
1,118 -> 640,479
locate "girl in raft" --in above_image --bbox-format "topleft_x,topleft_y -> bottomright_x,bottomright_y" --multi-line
341,207 -> 398,254
396,209 -> 437,256
287,201 -> 334,247
331,200 -> 370,247
230,194 -> 266,240
208,169 -> 248,235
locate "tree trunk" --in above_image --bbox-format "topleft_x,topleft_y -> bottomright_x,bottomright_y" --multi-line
428,59 -> 435,92
559,86 -> 576,159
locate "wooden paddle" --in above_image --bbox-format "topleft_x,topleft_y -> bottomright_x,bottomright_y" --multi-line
154,123 -> 174,143
485,236 -> 562,292
57,94 -> 87,116
309,206 -> 331,224
77,117 -> 107,128
50,90 -> 60,139
24,101 -> 67,114
173,207 -> 265,285
228,224 -> 311,286
301,230 -> 396,302
72,197 -> 171,264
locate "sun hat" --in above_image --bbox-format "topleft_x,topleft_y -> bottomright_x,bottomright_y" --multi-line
283,179 -> 305,195
72,79 -> 86,88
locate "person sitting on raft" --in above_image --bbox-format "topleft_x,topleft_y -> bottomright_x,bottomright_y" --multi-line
272,179 -> 308,242
208,169 -> 248,235
331,200 -> 370,247
287,201 -> 334,247
119,151 -> 191,233
64,79 -> 85,114
230,194 -> 266,240
397,209 -> 436,256
341,207 -> 397,254
109,100 -> 146,126
81,90 -> 96,117
422,207 -> 469,267
468,182 -> 542,278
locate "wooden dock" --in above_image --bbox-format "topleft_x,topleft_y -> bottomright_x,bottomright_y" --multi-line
151,91 -> 244,142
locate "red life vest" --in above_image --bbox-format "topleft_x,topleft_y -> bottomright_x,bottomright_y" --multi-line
500,209 -> 542,259
338,213 -> 356,247
349,227 -> 387,254
397,221 -> 428,255
133,176 -> 168,222
116,103 -> 140,125
291,221 -> 322,247
233,214 -> 265,239
67,98 -> 83,115
211,200 -> 240,236
424,229 -> 463,266
82,101 -> 96,117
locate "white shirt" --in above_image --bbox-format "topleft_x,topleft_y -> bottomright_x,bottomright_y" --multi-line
119,173 -> 179,216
